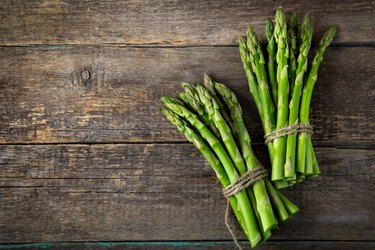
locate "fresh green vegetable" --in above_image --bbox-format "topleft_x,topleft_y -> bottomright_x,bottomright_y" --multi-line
161,96 -> 262,247
241,31 -> 276,164
297,26 -> 337,177
161,78 -> 299,247
239,37 -> 263,125
288,12 -> 298,96
272,8 -> 290,182
285,15 -> 313,180
266,19 -> 278,105
159,8 -> 335,249
247,26 -> 276,135
161,107 -> 248,237
213,80 -> 277,232
240,8 -> 336,187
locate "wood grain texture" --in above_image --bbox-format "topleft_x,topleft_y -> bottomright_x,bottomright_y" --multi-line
0,0 -> 374,46
1,241 -> 374,250
0,0 -> 374,247
0,144 -> 374,243
0,46 -> 374,145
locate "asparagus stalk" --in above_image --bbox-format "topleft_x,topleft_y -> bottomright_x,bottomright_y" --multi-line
161,107 -> 249,237
273,188 -> 299,216
239,37 -> 264,125
297,26 -> 337,176
285,15 -> 313,179
266,19 -> 278,105
212,80 -> 278,232
246,26 -> 277,132
310,139 -> 320,176
161,97 -> 262,247
288,12 -> 298,96
246,186 -> 272,241
245,27 -> 277,165
240,36 -> 277,166
272,8 -> 290,181
264,180 -> 289,221
305,139 -> 314,176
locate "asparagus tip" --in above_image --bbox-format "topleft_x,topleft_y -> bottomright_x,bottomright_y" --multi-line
181,82 -> 190,88
266,18 -> 274,41
204,73 -> 211,84
160,96 -> 169,103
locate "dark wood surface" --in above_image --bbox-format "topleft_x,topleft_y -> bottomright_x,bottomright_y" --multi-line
0,1 -> 374,249
2,241 -> 375,250
0,0 -> 374,45
0,46 -> 373,146
1,145 -> 374,242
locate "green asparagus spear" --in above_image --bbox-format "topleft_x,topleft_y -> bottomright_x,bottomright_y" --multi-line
246,186 -> 272,241
272,8 -> 290,181
246,27 -> 277,165
285,15 -> 313,179
247,26 -> 276,132
305,139 -> 314,176
264,180 -> 289,221
273,188 -> 299,216
297,26 -> 337,176
310,139 -> 320,176
239,37 -> 264,125
288,12 -> 298,96
266,19 -> 278,105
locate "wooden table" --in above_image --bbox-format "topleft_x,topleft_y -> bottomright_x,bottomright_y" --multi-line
0,1 -> 374,249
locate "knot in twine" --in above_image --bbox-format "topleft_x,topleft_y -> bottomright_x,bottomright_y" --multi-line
222,165 -> 268,250
264,123 -> 313,144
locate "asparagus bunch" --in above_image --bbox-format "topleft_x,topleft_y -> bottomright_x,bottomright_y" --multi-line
161,76 -> 299,248
239,8 -> 336,187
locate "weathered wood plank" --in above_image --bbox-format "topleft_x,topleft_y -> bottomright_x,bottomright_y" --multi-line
0,0 -> 374,45
0,144 -> 374,243
1,241 -> 374,250
0,46 -> 373,145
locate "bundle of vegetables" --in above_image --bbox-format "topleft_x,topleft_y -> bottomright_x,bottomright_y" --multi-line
161,75 -> 299,248
239,8 -> 336,187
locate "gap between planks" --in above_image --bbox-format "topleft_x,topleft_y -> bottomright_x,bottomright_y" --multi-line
0,142 -> 373,150
0,43 -> 374,49
0,240 -> 374,249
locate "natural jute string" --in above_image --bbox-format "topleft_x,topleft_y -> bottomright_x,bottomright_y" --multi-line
264,123 -> 313,144
222,165 -> 269,250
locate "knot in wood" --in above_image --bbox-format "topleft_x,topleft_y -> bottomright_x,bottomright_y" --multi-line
81,69 -> 91,83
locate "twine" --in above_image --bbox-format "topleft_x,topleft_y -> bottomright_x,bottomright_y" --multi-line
264,123 -> 313,144
222,165 -> 268,250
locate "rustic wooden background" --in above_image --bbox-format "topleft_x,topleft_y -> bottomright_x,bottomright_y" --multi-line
0,1 -> 374,249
